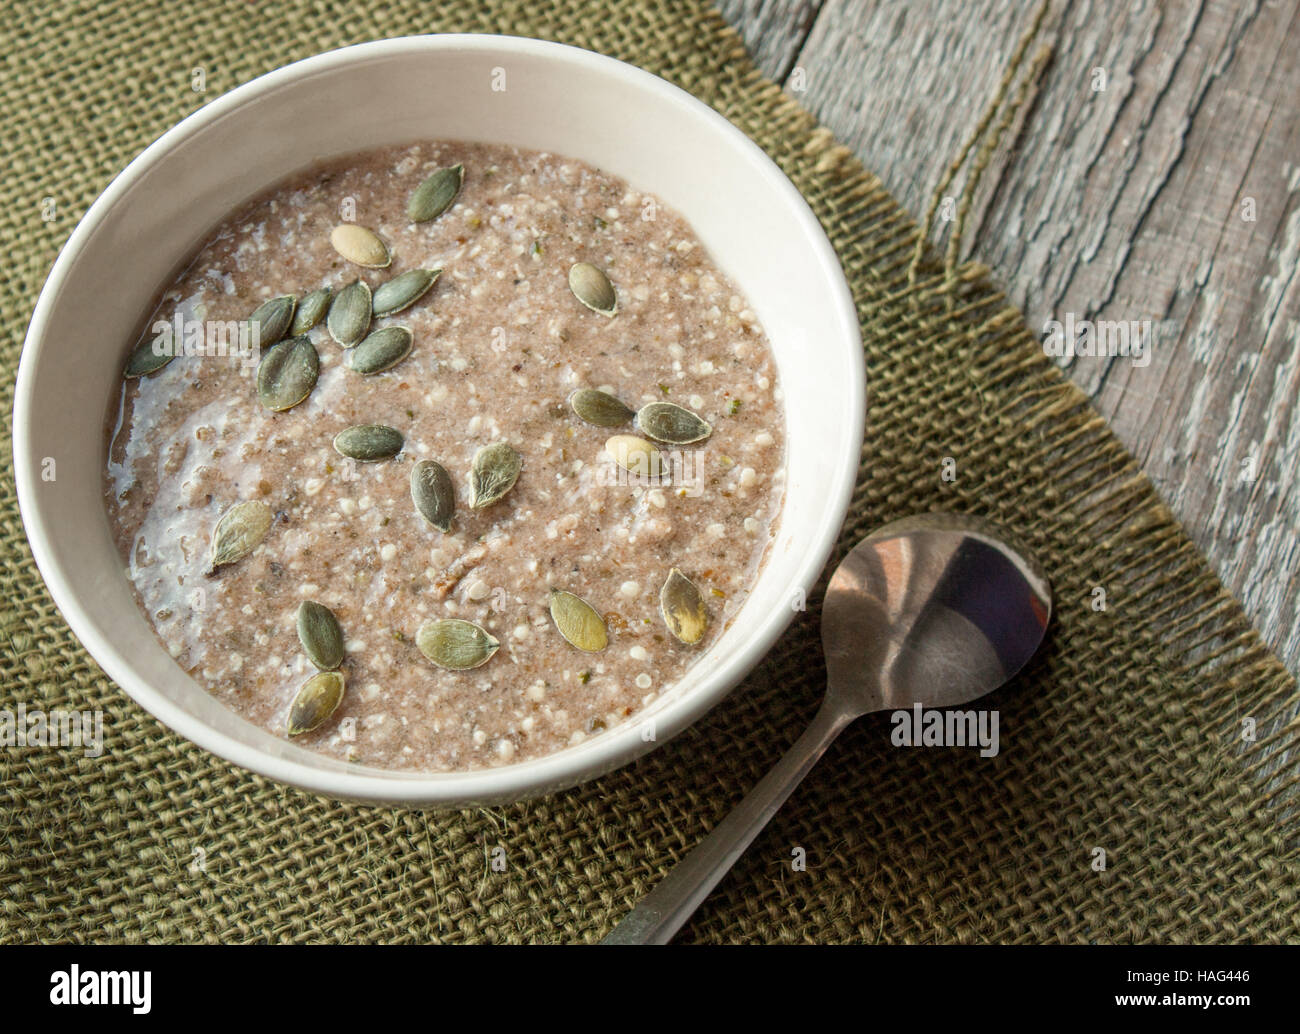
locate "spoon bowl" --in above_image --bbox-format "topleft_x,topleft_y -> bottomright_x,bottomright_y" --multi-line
823,514 -> 1052,714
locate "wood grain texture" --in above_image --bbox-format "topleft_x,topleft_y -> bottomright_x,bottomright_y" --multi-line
713,0 -> 825,78
718,0 -> 1300,670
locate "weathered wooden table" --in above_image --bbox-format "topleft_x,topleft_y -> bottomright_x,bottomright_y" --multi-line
719,0 -> 1300,671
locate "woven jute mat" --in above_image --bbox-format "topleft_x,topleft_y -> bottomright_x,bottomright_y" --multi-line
3,0 -> 1297,944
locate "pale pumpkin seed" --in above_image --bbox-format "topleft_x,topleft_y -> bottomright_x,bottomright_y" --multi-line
636,401 -> 713,445
569,388 -> 633,427
373,268 -> 441,317
123,333 -> 174,377
209,500 -> 272,571
469,442 -> 522,509
407,164 -> 464,223
334,424 -> 404,461
415,618 -> 499,670
548,589 -> 608,652
330,224 -> 391,268
256,335 -> 319,411
348,326 -> 413,374
568,262 -> 617,316
410,459 -> 455,532
248,294 -> 296,349
287,670 -> 345,736
327,279 -> 372,347
660,568 -> 707,645
290,287 -> 333,335
297,600 -> 344,671
605,435 -> 666,478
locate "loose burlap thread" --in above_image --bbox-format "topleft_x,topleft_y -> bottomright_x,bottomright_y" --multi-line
2,0 -> 1297,943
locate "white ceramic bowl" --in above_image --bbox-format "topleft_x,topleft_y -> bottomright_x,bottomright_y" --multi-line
13,35 -> 864,806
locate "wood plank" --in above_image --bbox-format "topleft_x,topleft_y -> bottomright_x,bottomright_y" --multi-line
715,0 -> 824,80
719,0 -> 1300,670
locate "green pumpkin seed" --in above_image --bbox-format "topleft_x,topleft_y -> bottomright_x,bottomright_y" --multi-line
636,401 -> 713,445
348,326 -> 413,374
415,618 -> 499,670
410,459 -> 455,532
287,670 -> 345,736
296,600 -> 344,671
568,262 -> 617,316
123,332 -> 174,377
407,163 -> 464,223
248,294 -> 296,350
660,568 -> 707,645
569,388 -> 633,427
209,500 -> 272,571
373,268 -> 441,317
256,335 -> 319,411
330,224 -> 391,268
290,287 -> 333,335
548,589 -> 607,652
469,442 -> 522,509
327,279 -> 372,347
334,424 -> 404,461
605,435 -> 666,477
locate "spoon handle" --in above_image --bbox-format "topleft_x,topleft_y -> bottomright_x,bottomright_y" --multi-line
601,701 -> 853,944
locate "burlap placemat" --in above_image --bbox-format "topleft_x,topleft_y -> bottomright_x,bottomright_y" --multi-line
2,0 -> 1297,944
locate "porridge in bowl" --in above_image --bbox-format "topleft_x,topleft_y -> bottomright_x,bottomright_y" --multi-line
105,141 -> 786,772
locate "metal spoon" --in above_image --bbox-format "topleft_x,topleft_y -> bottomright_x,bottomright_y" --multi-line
602,512 -> 1052,944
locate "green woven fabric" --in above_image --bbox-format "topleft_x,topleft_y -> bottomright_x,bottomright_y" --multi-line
2,0 -> 1297,944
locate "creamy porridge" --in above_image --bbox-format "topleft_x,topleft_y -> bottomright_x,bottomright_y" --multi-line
105,141 -> 786,772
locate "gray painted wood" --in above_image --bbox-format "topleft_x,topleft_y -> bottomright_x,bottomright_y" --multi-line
717,0 -> 1300,671
715,0 -> 825,79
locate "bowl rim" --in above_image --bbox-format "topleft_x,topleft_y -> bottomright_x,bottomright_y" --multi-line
12,33 -> 865,806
